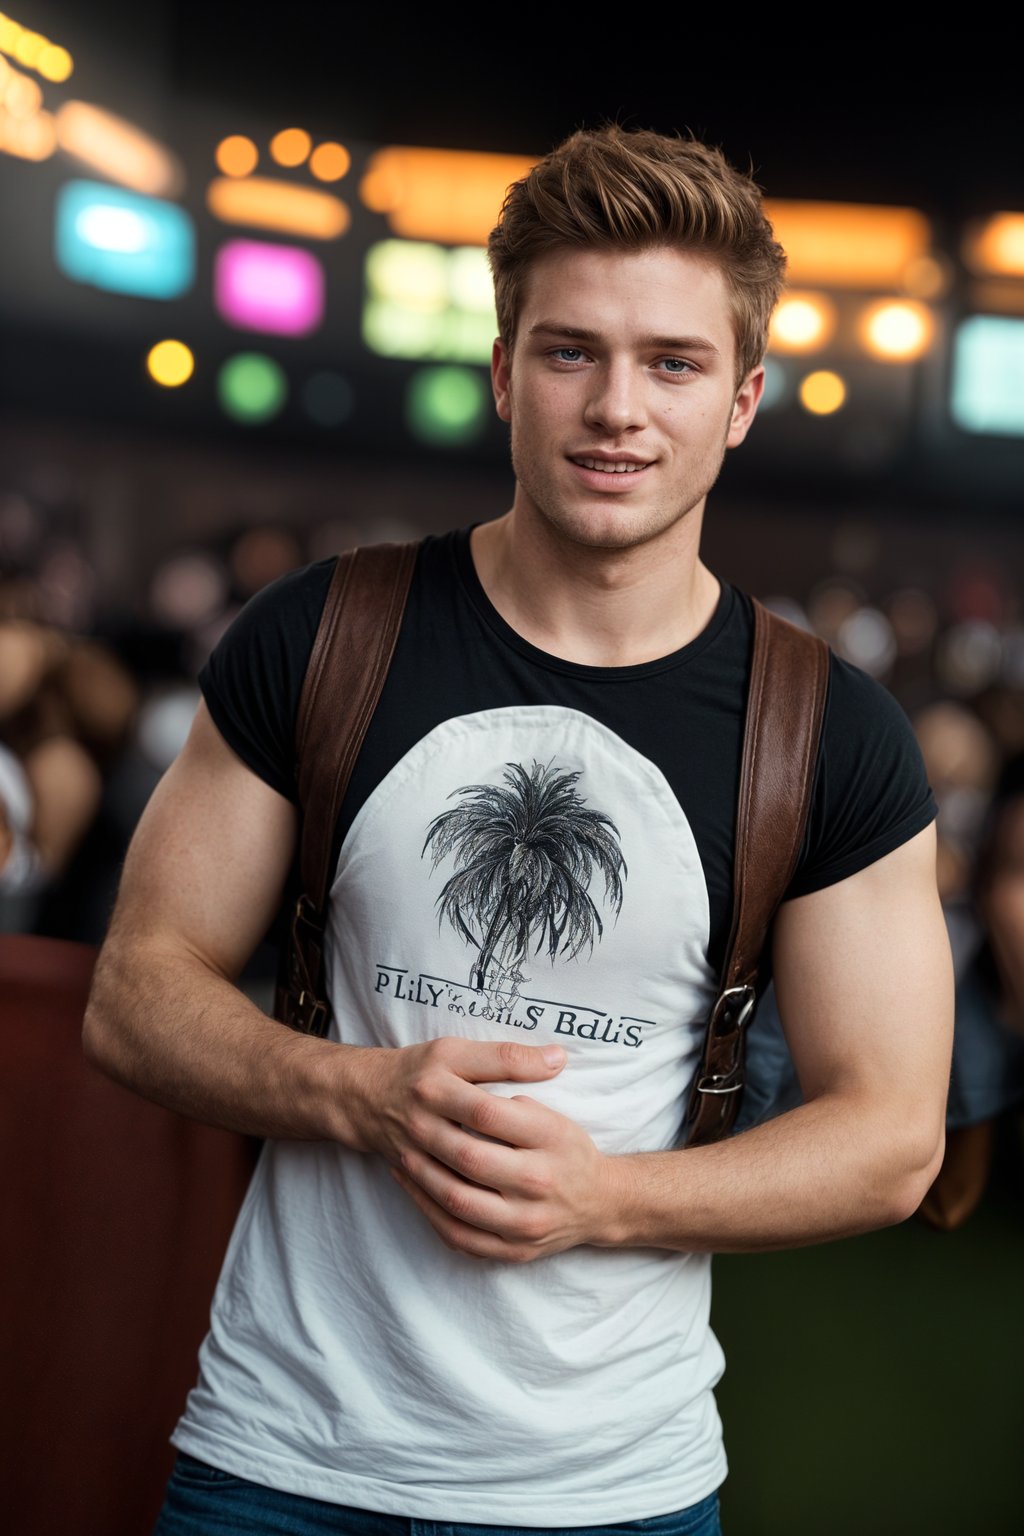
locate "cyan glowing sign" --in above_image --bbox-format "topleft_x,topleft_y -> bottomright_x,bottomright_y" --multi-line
55,180 -> 195,299
951,316 -> 1024,437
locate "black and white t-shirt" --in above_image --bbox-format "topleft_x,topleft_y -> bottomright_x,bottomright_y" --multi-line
173,528 -> 936,1523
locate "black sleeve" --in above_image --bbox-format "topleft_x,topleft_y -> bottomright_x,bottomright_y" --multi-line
197,558 -> 336,803
786,653 -> 937,899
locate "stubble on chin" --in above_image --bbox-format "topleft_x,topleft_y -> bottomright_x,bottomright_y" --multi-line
508,439 -> 727,557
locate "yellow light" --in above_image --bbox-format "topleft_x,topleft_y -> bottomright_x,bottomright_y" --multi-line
206,174 -> 349,239
766,200 -> 931,289
860,300 -> 934,362
270,127 -> 311,167
309,140 -> 350,182
0,16 -> 21,53
360,146 -> 536,245
13,27 -> 44,68
147,339 -> 195,388
37,43 -> 72,82
799,370 -> 847,415
0,102 -> 55,160
3,65 -> 39,116
964,213 -> 1024,277
769,292 -> 836,354
56,101 -> 185,198
216,134 -> 258,177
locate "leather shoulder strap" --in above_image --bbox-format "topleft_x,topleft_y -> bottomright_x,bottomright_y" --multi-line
275,539 -> 419,1037
685,598 -> 830,1146
296,540 -> 420,911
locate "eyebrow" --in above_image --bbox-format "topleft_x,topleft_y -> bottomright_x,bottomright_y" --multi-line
527,323 -> 723,357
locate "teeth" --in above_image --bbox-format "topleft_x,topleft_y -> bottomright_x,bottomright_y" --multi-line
575,458 -> 646,473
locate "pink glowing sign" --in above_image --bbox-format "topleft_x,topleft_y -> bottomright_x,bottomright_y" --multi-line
214,239 -> 324,335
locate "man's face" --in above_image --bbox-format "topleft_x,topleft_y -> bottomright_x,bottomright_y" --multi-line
491,246 -> 764,554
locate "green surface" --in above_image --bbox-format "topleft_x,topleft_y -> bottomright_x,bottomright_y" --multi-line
711,1133 -> 1024,1534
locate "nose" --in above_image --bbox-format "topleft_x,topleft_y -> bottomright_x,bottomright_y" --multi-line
582,359 -> 648,436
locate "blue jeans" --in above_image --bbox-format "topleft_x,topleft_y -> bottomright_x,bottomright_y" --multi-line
153,1453 -> 722,1536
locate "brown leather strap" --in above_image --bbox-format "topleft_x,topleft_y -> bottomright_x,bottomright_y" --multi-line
684,599 -> 830,1146
276,540 -> 420,1036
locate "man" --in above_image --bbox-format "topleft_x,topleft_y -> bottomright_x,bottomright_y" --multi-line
84,126 -> 953,1535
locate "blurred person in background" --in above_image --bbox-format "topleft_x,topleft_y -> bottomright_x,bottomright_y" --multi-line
920,747 -> 1024,1228
84,126 -> 952,1536
0,602 -> 138,931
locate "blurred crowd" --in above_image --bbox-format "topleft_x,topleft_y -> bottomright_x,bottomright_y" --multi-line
2,485 -> 1023,1224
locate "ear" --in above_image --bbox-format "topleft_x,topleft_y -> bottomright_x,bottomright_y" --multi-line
491,337 -> 512,423
726,365 -> 766,448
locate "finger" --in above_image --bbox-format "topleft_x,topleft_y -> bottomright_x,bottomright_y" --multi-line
413,1113 -> 536,1189
416,1077 -> 560,1152
390,1166 -> 539,1262
433,1036 -> 566,1085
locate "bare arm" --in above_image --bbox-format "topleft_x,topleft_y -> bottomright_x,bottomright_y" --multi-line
390,823 -> 954,1258
84,702 -> 566,1144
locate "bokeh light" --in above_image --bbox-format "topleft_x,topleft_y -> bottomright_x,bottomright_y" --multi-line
214,239 -> 325,336
860,300 -> 934,361
270,127 -> 311,167
36,42 -> 72,81
150,553 -> 227,627
769,293 -> 836,353
936,621 -> 1004,695
951,315 -> 1024,436
964,213 -> 1024,277
146,339 -> 195,387
4,68 -> 41,116
798,370 -> 847,415
758,356 -> 788,410
405,366 -> 489,446
836,607 -> 897,678
229,527 -> 302,596
216,134 -> 258,177
217,352 -> 288,423
56,181 -> 195,298
207,176 -> 350,239
309,141 -> 350,182
302,371 -> 354,427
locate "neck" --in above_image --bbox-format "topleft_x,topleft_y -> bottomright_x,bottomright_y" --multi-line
470,502 -> 721,667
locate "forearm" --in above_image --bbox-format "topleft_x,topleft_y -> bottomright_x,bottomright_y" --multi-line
83,935 -> 376,1147
602,1091 -> 945,1254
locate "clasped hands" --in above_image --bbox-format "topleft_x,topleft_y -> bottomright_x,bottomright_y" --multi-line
346,1036 -> 619,1263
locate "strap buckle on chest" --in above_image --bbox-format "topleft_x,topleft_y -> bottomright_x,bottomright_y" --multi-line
709,983 -> 757,1035
694,984 -> 757,1096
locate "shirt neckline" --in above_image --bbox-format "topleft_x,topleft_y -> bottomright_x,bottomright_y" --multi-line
451,525 -> 737,682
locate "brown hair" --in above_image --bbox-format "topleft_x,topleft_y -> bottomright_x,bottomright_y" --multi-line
488,125 -> 786,383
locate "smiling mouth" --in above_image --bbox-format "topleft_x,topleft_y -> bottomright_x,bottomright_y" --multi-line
570,457 -> 652,474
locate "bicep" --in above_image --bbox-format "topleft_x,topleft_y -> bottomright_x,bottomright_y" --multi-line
110,700 -> 298,979
771,823 -> 953,1126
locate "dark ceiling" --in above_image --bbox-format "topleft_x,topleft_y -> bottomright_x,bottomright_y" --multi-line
165,6 -> 1021,218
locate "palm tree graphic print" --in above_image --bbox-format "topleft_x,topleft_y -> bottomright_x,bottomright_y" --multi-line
422,759 -> 627,996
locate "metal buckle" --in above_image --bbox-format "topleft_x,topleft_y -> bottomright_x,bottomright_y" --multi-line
712,983 -> 757,1032
296,990 -> 329,1034
696,1072 -> 743,1096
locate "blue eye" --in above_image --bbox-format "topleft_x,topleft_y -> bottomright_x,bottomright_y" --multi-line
660,358 -> 691,373
553,347 -> 584,362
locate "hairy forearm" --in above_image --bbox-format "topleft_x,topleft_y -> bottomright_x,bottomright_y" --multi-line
602,1093 -> 945,1254
83,936 -> 372,1146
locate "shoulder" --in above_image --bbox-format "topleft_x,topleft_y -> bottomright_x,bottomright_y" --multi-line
197,558 -> 337,803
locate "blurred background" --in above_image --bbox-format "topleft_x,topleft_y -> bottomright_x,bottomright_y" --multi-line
1,6 -> 1023,1532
